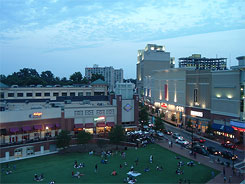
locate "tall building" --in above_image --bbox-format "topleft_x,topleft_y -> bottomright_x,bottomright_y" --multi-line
179,54 -> 227,70
136,44 -> 171,96
85,64 -> 123,91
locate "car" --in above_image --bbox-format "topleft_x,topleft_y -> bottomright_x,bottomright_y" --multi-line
192,137 -> 206,143
193,146 -> 209,156
206,146 -> 221,155
175,139 -> 189,146
172,133 -> 182,139
221,151 -> 238,160
156,132 -> 164,137
163,130 -> 172,135
221,141 -> 237,149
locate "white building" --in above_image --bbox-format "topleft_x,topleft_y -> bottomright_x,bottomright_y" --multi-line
85,64 -> 124,91
115,83 -> 135,99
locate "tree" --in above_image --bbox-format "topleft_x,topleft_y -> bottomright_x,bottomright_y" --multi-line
70,72 -> 83,84
187,120 -> 192,128
77,131 -> 92,144
154,116 -> 165,131
81,77 -> 89,84
171,114 -> 176,122
56,130 -> 71,149
139,107 -> 149,126
108,125 -> 125,144
40,70 -> 55,85
206,122 -> 212,134
91,74 -> 105,82
160,112 -> 165,118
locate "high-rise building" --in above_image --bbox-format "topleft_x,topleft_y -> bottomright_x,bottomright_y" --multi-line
178,54 -> 227,70
136,44 -> 171,96
85,65 -> 123,91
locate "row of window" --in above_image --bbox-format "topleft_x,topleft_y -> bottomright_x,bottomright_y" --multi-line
6,92 -> 92,98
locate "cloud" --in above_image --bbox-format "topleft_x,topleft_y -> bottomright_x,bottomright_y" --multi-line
60,6 -> 67,13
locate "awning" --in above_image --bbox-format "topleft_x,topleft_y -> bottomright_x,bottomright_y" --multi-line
96,122 -> 106,127
85,123 -> 94,128
9,127 -> 19,133
75,124 -> 84,128
34,125 -> 42,130
22,126 -> 32,131
106,122 -> 115,127
230,120 -> 245,129
211,123 -> 234,133
56,123 -> 61,128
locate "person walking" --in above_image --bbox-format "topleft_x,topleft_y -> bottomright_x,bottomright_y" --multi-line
211,171 -> 215,179
223,167 -> 226,176
94,164 -> 98,173
224,176 -> 227,183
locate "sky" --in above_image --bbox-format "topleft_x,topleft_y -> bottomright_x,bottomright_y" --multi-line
0,0 -> 245,79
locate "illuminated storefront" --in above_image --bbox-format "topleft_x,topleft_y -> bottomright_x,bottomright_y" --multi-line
85,123 -> 94,134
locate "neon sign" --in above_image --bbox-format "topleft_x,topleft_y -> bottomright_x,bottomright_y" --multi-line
190,110 -> 203,117
29,112 -> 42,118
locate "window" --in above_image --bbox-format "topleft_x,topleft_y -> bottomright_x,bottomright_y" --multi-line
78,92 -> 83,96
53,92 -> 59,97
27,93 -> 33,97
61,92 -> 67,96
35,93 -> 42,97
0,92 -> 4,98
17,93 -> 23,97
70,92 -> 75,96
44,92 -> 50,97
8,93 -> 14,97
86,92 -> 91,96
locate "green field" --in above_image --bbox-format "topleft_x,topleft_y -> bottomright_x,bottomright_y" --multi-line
0,144 -> 219,183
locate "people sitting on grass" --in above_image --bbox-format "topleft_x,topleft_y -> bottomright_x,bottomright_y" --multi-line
187,161 -> 194,167
124,162 -> 128,166
178,161 -> 184,167
89,151 -> 94,155
111,170 -> 117,176
130,165 -> 134,171
176,168 -> 184,175
34,173 -> 44,181
74,171 -> 84,178
144,166 -> 150,172
74,162 -> 85,168
101,159 -> 108,164
156,165 -> 163,171
49,181 -> 55,184
6,170 -> 12,175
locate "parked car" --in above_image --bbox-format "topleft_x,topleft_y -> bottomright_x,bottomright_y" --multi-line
192,137 -> 206,143
207,146 -> 221,155
221,151 -> 238,160
156,131 -> 164,137
193,146 -> 209,156
175,139 -> 189,146
221,141 -> 237,149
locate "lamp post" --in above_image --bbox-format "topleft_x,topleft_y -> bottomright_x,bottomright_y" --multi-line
223,119 -> 226,143
191,121 -> 194,155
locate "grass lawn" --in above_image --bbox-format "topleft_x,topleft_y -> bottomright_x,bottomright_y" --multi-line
0,144 -> 219,183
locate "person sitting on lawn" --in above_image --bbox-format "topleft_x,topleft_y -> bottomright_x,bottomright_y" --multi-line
111,170 -> 117,176
144,166 -> 150,172
156,165 -> 163,171
120,164 -> 122,169
130,165 -> 134,171
6,170 -> 12,175
89,151 -> 94,155
124,162 -> 128,166
49,181 -> 55,184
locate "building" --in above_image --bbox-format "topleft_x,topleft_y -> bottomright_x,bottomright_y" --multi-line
0,82 -> 139,161
85,64 -> 123,91
0,80 -> 108,101
115,83 -> 135,99
136,44 -> 171,96
179,54 -> 227,71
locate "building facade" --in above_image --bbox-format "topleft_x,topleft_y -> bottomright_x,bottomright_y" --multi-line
136,44 -> 171,96
179,54 -> 227,71
85,64 -> 123,91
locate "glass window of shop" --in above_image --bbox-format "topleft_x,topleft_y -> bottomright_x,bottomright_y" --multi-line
214,131 -> 234,139
85,128 -> 93,134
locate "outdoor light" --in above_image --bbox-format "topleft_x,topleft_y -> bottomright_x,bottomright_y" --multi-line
216,94 -> 221,98
46,126 -> 49,130
227,95 -> 232,99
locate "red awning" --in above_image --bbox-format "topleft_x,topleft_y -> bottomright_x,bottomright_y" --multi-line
22,126 -> 32,131
56,123 -> 61,128
9,127 -> 19,133
34,125 -> 42,130
96,122 -> 106,127
75,124 -> 84,128
85,123 -> 94,128
106,122 -> 115,127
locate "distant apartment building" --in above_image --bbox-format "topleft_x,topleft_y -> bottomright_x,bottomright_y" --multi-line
85,64 -> 123,91
179,54 -> 227,70
136,44 -> 171,96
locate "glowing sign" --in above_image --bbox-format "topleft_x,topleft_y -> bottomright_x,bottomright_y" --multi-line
124,104 -> 132,112
94,116 -> 105,122
29,112 -> 42,118
190,110 -> 203,117
161,103 -> 167,109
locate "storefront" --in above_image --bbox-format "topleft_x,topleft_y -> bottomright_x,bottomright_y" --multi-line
85,123 -> 94,134
74,124 -> 84,133
230,120 -> 245,143
185,108 -> 211,133
105,122 -> 115,132
96,122 -> 106,134
211,123 -> 234,139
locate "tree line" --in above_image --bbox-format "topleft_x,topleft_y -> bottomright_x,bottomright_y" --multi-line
0,68 -> 104,86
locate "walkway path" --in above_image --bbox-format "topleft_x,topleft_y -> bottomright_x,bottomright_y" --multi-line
156,140 -> 244,184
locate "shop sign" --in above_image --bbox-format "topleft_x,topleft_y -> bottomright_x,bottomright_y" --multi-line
94,116 -> 105,122
168,104 -> 175,111
29,112 -> 42,118
154,102 -> 161,108
124,104 -> 132,112
190,110 -> 203,117
176,106 -> 184,112
161,103 -> 167,109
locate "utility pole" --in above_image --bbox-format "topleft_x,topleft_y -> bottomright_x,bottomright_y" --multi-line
224,119 -> 226,143
191,121 -> 194,155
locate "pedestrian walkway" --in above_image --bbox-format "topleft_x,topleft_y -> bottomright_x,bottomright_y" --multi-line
156,140 -> 244,184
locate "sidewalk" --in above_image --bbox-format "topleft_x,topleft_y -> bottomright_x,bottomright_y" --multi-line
156,140 -> 244,184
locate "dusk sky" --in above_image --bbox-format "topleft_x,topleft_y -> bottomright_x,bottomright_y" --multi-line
0,0 -> 245,79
